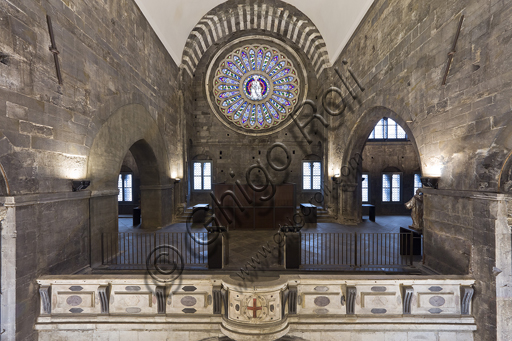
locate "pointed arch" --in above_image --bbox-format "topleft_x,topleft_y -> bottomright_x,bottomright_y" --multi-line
341,106 -> 421,180
87,104 -> 170,191
337,106 -> 421,224
0,162 -> 10,196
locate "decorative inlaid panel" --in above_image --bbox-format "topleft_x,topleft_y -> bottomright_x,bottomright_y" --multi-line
52,284 -> 101,314
356,284 -> 402,315
166,283 -> 213,315
228,289 -> 281,323
298,284 -> 344,315
412,284 -> 460,315
110,284 -> 156,315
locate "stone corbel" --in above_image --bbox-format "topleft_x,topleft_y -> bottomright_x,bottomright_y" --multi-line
213,285 -> 228,316
461,286 -> 474,315
39,285 -> 51,314
156,286 -> 166,314
346,286 -> 356,315
402,286 -> 414,314
282,285 -> 298,318
98,285 -> 109,314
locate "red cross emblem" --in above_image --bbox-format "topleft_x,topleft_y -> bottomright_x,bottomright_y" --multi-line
247,298 -> 262,318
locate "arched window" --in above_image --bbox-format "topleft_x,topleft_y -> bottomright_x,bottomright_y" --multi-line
368,117 -> 407,140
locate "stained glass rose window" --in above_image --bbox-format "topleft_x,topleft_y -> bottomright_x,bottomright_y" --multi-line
212,44 -> 300,131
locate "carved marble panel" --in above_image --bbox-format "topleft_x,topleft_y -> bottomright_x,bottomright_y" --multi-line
110,284 -> 157,315
356,284 -> 402,315
297,284 -> 344,315
411,284 -> 460,315
166,282 -> 213,315
228,289 -> 282,324
51,284 -> 101,314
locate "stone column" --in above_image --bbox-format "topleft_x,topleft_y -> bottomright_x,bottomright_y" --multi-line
0,201 -> 15,340
90,191 -> 118,268
139,185 -> 173,230
339,182 -> 361,225
496,196 -> 512,341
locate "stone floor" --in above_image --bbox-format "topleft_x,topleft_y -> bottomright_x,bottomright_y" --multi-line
118,215 -> 413,234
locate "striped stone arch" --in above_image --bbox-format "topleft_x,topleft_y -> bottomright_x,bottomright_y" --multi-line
181,1 -> 331,79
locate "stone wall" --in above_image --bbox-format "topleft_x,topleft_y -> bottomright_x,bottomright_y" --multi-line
330,0 -> 512,339
422,189 -> 507,341
181,0 -> 332,214
362,141 -> 420,215
14,195 -> 90,339
0,0 -> 182,339
330,0 -> 512,193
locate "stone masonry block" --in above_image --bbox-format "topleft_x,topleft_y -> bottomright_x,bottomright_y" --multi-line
6,101 -> 28,120
19,121 -> 53,138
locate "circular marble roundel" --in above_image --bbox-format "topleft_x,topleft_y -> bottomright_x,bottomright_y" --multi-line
212,44 -> 300,131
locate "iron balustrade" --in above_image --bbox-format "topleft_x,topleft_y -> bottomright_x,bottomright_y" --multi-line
100,232 -> 421,270
101,232 -> 207,268
301,232 -> 422,269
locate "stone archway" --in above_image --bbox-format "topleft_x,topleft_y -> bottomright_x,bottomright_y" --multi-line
337,106 -> 421,224
87,104 -> 173,266
0,161 -> 10,196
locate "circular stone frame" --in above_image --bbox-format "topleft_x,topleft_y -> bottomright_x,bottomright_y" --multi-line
205,36 -> 309,136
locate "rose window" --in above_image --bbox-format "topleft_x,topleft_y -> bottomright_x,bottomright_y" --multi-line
212,44 -> 300,130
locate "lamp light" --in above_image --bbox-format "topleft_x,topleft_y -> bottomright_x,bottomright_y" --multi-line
174,178 -> 181,184
331,171 -> 340,182
72,180 -> 90,192
420,177 -> 439,189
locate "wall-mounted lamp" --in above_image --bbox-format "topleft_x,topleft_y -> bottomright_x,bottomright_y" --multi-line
174,178 -> 181,184
331,171 -> 340,182
420,177 -> 439,189
72,180 -> 90,192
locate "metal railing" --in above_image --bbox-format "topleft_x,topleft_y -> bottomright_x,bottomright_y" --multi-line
301,233 -> 421,268
101,232 -> 421,270
101,232 -> 207,268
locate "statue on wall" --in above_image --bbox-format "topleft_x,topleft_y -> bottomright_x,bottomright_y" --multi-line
405,189 -> 423,231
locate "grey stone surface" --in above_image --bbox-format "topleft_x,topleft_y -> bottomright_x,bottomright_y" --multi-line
0,0 -> 183,339
1,0 -> 511,340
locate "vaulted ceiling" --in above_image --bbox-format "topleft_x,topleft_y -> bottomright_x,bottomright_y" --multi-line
133,0 -> 374,66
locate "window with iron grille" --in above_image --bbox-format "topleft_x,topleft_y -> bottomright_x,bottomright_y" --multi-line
382,173 -> 401,202
303,161 -> 322,190
368,117 -> 407,140
193,161 -> 212,191
118,173 -> 133,202
362,173 -> 369,203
